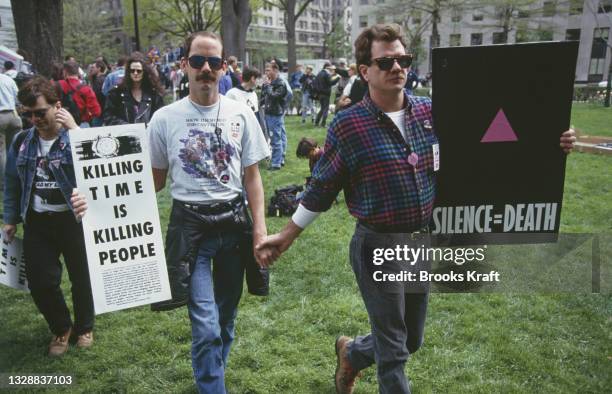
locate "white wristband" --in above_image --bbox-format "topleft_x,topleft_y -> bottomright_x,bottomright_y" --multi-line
291,204 -> 321,229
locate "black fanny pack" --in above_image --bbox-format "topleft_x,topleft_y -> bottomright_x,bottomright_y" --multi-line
151,196 -> 268,312
179,196 -> 251,231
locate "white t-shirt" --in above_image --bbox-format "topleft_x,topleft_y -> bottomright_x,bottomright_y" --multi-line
226,87 -> 259,113
148,96 -> 270,203
386,109 -> 407,143
342,75 -> 357,97
32,137 -> 70,212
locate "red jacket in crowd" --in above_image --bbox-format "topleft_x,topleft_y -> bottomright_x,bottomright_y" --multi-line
58,77 -> 102,122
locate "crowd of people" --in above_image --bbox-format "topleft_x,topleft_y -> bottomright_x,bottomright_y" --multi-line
0,23 -> 577,394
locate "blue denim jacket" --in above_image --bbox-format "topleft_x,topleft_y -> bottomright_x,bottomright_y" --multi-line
3,127 -> 77,225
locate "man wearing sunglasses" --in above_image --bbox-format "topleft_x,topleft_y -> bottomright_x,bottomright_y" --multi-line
147,31 -> 272,393
257,24 -> 576,394
3,76 -> 91,357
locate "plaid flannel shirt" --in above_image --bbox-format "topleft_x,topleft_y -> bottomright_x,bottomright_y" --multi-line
300,89 -> 438,230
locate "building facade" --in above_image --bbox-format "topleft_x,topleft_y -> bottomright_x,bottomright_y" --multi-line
246,0 -> 352,68
352,0 -> 612,83
0,0 -> 17,50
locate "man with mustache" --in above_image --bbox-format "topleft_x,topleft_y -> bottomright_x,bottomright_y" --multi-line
147,31 -> 273,393
257,24 -> 576,393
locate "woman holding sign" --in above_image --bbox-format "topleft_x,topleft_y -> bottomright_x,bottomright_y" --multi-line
103,54 -> 165,126
2,76 -> 91,357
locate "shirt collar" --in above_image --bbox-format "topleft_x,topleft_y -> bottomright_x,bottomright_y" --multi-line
362,89 -> 413,119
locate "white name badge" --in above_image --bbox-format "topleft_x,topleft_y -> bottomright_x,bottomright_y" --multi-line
433,144 -> 440,171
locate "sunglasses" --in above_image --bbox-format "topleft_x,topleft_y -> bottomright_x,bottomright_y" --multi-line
371,55 -> 413,71
130,69 -> 143,74
188,55 -> 224,71
22,107 -> 51,119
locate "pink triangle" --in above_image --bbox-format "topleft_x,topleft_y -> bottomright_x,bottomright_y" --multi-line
481,109 -> 518,143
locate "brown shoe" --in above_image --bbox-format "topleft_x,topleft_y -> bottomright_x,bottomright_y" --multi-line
76,331 -> 94,348
48,328 -> 71,357
335,336 -> 361,394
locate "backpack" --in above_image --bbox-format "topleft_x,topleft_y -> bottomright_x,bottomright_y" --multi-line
312,71 -> 327,99
56,81 -> 83,124
267,184 -> 304,217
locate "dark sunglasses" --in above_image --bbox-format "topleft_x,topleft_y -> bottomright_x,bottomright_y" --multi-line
130,68 -> 143,74
371,55 -> 413,71
188,55 -> 224,70
22,107 -> 51,119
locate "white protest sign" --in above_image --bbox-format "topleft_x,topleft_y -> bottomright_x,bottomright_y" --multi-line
70,124 -> 170,314
0,234 -> 28,291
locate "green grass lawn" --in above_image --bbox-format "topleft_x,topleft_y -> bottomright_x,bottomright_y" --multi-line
571,102 -> 612,137
0,117 -> 610,393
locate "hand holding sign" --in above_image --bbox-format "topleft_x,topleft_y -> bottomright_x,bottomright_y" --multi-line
2,225 -> 16,243
71,188 -> 88,219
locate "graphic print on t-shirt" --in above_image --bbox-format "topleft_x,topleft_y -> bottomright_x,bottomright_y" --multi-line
178,127 -> 236,184
33,156 -> 68,209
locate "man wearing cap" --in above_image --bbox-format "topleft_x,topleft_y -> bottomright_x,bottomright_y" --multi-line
313,62 -> 340,128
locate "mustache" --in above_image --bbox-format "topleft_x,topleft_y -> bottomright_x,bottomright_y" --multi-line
196,73 -> 216,82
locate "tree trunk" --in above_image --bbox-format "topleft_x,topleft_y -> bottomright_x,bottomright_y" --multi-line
11,0 -> 63,78
428,0 -> 440,71
286,1 -> 297,73
221,0 -> 252,61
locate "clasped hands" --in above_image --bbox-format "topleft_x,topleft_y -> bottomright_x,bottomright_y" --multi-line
253,222 -> 303,268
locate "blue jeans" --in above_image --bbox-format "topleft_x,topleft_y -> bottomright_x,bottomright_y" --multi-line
301,91 -> 315,122
266,114 -> 286,168
189,232 -> 244,394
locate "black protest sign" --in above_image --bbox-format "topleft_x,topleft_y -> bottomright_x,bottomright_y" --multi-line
430,41 -> 579,245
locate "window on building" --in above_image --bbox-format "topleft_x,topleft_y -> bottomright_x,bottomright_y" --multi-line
543,1 -> 556,17
471,33 -> 483,45
565,28 -> 580,40
598,0 -> 612,13
299,33 -> 309,42
311,10 -> 318,18
570,0 -> 583,14
264,4 -> 272,11
518,10 -> 530,18
323,0 -> 330,7
451,8 -> 462,22
359,15 -> 368,28
299,21 -> 308,29
279,31 -> 286,40
473,14 -> 483,21
450,34 -> 461,46
492,32 -> 507,44
312,22 -> 320,30
588,28 -> 609,80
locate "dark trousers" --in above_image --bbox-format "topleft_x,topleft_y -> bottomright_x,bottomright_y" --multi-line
23,210 -> 94,336
316,95 -> 330,127
347,224 -> 429,394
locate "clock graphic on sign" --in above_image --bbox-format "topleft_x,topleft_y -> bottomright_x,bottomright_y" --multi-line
75,134 -> 142,160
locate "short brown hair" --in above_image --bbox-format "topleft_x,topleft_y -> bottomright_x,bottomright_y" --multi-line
18,76 -> 60,107
296,137 -> 318,158
184,31 -> 223,58
354,24 -> 407,70
63,60 -> 80,76
266,62 -> 279,71
242,67 -> 261,82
